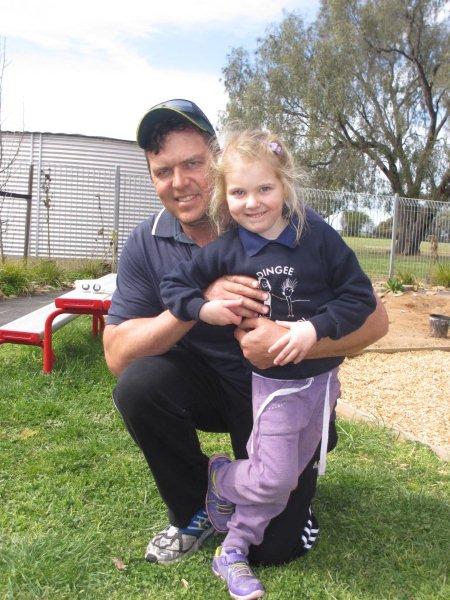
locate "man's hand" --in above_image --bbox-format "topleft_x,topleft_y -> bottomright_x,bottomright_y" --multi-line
234,317 -> 285,369
235,293 -> 388,369
199,299 -> 243,326
269,320 -> 318,366
204,275 -> 269,318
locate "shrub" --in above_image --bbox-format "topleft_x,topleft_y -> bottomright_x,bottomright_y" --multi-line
431,263 -> 450,288
0,262 -> 32,296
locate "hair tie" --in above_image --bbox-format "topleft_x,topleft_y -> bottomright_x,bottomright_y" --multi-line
268,141 -> 282,156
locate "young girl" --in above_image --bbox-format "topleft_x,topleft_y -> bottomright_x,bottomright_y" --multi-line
160,130 -> 376,600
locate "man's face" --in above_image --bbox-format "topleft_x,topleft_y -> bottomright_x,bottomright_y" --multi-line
146,129 -> 211,228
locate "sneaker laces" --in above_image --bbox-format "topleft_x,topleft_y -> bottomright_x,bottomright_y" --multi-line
190,512 -> 210,531
229,560 -> 256,580
180,509 -> 212,536
211,472 -> 234,515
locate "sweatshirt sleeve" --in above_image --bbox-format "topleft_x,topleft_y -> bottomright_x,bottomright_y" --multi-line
309,225 -> 377,340
160,239 -> 226,321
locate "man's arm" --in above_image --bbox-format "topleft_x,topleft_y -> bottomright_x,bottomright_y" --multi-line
308,294 -> 388,357
235,293 -> 388,369
104,274 -> 268,376
103,311 -> 195,376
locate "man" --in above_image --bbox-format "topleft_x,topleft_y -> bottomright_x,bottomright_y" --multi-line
104,99 -> 388,567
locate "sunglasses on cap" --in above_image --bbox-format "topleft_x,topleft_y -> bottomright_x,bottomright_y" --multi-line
137,99 -> 216,148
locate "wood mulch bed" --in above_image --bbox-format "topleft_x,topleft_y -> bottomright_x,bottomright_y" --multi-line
338,290 -> 449,458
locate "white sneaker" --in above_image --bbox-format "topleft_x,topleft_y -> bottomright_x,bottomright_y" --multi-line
145,509 -> 214,564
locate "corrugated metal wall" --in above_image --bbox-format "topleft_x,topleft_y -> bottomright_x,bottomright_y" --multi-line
0,131 -> 161,259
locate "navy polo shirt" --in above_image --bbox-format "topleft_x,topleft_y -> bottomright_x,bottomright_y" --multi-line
161,208 -> 376,380
107,209 -> 251,396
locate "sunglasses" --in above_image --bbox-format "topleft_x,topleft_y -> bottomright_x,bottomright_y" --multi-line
151,99 -> 209,119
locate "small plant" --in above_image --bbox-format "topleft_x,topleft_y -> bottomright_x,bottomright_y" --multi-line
396,270 -> 417,286
31,259 -> 66,287
384,277 -> 404,292
431,263 -> 450,288
0,262 -> 32,296
41,168 -> 53,258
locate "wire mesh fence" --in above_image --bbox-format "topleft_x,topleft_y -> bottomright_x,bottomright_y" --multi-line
119,171 -> 158,250
36,163 -> 117,260
304,189 -> 450,282
0,161 -> 449,283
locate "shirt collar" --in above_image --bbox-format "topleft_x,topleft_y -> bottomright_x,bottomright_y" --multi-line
238,221 -> 298,257
151,208 -> 196,245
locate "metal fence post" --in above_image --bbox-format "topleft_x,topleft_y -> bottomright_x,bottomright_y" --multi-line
112,165 -> 120,271
388,193 -> 399,279
23,164 -> 34,262
35,133 -> 43,257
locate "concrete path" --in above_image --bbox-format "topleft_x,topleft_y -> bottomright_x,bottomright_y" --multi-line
0,292 -> 62,326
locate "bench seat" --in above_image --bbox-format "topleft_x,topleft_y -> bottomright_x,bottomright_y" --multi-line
0,304 -> 79,344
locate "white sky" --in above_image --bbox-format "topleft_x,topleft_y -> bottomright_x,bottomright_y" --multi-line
0,0 -> 318,140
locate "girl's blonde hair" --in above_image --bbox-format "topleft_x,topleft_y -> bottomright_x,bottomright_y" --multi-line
208,128 -> 306,241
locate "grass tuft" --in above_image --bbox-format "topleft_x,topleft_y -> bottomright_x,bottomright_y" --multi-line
384,277 -> 404,292
30,259 -> 67,288
0,261 -> 32,296
431,262 -> 450,287
396,269 -> 417,286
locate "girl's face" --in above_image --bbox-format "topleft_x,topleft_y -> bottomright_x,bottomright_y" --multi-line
225,156 -> 287,240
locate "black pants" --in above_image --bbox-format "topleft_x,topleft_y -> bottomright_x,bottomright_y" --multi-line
113,347 -> 337,566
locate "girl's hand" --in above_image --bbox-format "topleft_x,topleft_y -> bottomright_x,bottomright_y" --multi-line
204,275 -> 269,318
199,299 -> 243,326
268,320 -> 318,366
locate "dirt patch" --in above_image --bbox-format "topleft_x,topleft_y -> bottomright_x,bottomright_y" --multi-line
371,288 -> 450,350
339,289 -> 449,456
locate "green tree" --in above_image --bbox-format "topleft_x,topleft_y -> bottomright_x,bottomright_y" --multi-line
341,210 -> 373,236
373,216 -> 393,238
222,0 -> 449,255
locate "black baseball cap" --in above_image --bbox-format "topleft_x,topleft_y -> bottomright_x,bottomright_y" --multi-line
137,98 -> 216,149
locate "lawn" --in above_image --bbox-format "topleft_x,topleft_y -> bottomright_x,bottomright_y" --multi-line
342,237 -> 450,280
0,319 -> 449,599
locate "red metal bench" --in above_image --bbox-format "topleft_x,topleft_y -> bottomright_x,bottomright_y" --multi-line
0,274 -> 116,372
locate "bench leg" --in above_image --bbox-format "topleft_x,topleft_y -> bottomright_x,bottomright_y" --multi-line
43,308 -> 65,373
92,315 -> 102,336
92,315 -> 99,336
43,340 -> 53,373
92,314 -> 105,336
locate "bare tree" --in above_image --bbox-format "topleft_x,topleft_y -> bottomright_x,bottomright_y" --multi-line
0,38 -> 26,262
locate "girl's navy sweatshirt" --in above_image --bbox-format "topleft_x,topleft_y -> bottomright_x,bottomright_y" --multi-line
160,207 -> 376,379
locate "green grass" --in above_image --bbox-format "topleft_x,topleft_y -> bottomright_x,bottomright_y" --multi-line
343,237 -> 450,281
1,320 -> 449,599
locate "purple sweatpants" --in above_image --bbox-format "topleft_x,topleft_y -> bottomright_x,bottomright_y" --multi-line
216,368 -> 340,554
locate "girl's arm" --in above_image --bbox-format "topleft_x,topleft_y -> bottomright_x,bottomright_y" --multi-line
199,299 -> 244,326
308,226 -> 377,341
160,236 -> 245,324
